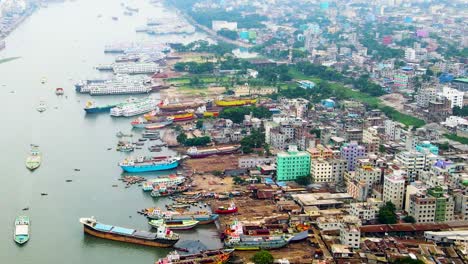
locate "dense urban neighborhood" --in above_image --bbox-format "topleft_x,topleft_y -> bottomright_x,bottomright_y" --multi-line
1,0 -> 468,263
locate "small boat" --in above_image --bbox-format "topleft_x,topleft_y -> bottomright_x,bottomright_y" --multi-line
36,101 -> 47,113
169,203 -> 191,209
149,219 -> 199,230
149,146 -> 162,152
290,230 -> 309,242
215,202 -> 238,214
116,131 -> 133,138
55,88 -> 64,95
156,249 -> 235,264
14,216 -> 30,245
26,146 -> 41,170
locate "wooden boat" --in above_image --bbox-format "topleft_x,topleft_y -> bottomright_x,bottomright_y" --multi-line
14,216 -> 30,245
156,249 -> 234,264
149,219 -> 199,230
26,146 -> 41,170
215,202 -> 238,214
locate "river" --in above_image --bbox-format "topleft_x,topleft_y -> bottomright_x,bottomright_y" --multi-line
0,0 -> 221,263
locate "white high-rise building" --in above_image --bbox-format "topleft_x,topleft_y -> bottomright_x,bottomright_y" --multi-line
383,173 -> 406,210
441,86 -> 464,109
395,151 -> 427,181
310,158 -> 333,183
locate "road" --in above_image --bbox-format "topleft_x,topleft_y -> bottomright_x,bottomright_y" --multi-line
179,11 -> 253,48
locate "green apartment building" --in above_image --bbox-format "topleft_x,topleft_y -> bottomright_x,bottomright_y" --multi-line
276,145 -> 311,181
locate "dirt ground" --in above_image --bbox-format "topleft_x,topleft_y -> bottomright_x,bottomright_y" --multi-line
232,241 -> 315,263
210,196 -> 316,263
379,93 -> 407,111
183,153 -> 241,173
189,173 -> 234,193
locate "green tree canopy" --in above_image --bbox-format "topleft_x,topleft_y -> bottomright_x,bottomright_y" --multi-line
378,201 -> 397,224
252,250 -> 274,264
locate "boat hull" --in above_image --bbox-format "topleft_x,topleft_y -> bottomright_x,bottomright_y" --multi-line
82,225 -> 176,248
84,106 -> 114,113
148,214 -> 219,225
120,161 -> 179,172
14,236 -> 29,245
215,208 -> 238,214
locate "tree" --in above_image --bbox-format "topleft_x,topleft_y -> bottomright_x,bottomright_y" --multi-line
378,201 -> 397,224
196,120 -> 204,129
379,144 -> 386,153
295,176 -> 311,186
217,29 -> 238,40
453,106 -> 468,117
233,176 -> 245,185
392,257 -> 424,264
438,142 -> 449,151
176,133 -> 187,144
310,129 -> 321,138
403,215 -> 416,223
251,250 -> 274,264
240,129 -> 266,154
184,136 -> 211,146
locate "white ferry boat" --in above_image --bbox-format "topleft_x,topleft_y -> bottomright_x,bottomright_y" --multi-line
110,97 -> 157,117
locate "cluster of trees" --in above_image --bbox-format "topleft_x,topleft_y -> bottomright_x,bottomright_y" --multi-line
352,75 -> 386,96
219,57 -> 250,71
219,106 -> 272,123
251,250 -> 274,264
361,33 -> 404,60
294,62 -> 386,96
240,129 -> 265,154
170,40 -> 236,56
295,62 -> 344,81
188,9 -> 266,29
176,133 -> 211,146
453,106 -> 468,117
378,201 -> 397,224
174,62 -> 214,74
257,65 -> 292,84
217,29 -> 238,40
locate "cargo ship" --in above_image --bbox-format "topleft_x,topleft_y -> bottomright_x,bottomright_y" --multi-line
110,97 -> 157,117
26,146 -> 41,171
186,145 -> 240,159
145,111 -> 195,122
14,216 -> 30,245
214,98 -> 257,107
147,209 -> 219,225
84,97 -> 139,113
149,219 -> 199,230
224,234 -> 292,250
156,249 -> 234,264
84,101 -> 118,113
79,217 -> 179,248
158,98 -> 204,112
119,156 -> 180,172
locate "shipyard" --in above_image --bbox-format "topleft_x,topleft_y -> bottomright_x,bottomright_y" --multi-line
1,0 -> 468,264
